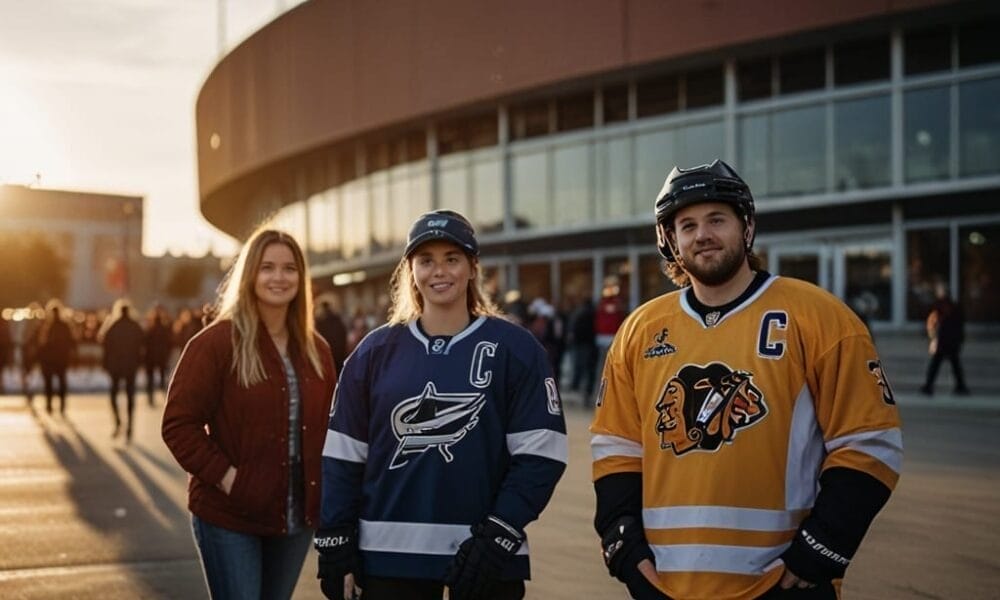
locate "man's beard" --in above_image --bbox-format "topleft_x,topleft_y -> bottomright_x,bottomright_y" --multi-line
680,242 -> 746,287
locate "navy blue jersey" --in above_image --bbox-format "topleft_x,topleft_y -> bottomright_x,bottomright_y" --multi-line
320,316 -> 567,581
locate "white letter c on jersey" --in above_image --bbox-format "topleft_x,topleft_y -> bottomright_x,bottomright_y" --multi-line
470,341 -> 497,388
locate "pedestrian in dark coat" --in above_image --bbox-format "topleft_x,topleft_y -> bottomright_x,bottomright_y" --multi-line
37,300 -> 76,415
101,300 -> 145,441
315,299 -> 347,374
143,305 -> 173,406
921,283 -> 970,396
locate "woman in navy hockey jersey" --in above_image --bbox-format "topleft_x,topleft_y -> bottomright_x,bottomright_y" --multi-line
316,210 -> 567,600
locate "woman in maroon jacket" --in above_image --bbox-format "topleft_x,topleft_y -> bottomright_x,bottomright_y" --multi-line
162,228 -> 336,600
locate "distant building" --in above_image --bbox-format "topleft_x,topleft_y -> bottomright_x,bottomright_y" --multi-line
194,0 -> 1000,329
0,184 -> 225,312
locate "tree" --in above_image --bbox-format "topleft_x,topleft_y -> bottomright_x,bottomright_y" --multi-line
0,232 -> 68,307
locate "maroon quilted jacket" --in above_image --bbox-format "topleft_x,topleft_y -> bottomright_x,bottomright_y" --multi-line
162,319 -> 336,535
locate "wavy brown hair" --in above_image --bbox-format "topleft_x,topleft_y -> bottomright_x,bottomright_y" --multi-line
214,228 -> 324,387
386,252 -> 501,325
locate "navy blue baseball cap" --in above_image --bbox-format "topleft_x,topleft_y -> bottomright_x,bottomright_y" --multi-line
404,209 -> 479,257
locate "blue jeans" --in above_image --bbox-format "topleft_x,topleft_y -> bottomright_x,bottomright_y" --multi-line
191,515 -> 313,600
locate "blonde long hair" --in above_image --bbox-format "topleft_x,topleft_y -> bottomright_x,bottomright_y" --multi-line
386,253 -> 501,325
214,228 -> 324,387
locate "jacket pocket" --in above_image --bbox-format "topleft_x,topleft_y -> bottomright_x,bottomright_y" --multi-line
228,463 -> 282,518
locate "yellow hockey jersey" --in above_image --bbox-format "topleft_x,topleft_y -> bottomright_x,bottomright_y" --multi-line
590,275 -> 902,600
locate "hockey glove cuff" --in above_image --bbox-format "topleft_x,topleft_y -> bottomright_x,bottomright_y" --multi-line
780,517 -> 852,584
601,515 -> 655,581
444,515 -> 524,600
315,526 -> 360,600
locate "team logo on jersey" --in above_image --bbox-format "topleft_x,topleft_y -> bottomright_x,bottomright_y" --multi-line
654,362 -> 767,456
866,359 -> 896,405
643,328 -> 677,359
388,381 -> 486,469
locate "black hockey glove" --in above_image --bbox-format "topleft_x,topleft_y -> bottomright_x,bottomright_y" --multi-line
601,515 -> 669,600
444,515 -> 523,600
314,526 -> 360,600
780,517 -> 852,584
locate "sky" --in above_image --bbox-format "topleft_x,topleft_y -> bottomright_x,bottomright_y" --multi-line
0,0 -> 305,257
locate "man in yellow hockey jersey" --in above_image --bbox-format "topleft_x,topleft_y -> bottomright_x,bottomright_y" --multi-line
591,160 -> 902,600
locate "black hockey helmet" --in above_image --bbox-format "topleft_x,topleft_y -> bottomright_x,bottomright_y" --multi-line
653,159 -> 755,261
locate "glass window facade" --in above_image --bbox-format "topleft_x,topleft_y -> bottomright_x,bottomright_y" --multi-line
779,47 -> 825,95
439,163 -> 470,219
639,254 -> 677,303
905,26 -> 952,75
559,259 -> 593,304
637,73 -> 679,118
596,136 -> 633,220
635,128 -> 675,214
834,95 -> 891,190
907,228 -> 950,321
512,151 -> 549,229
686,66 -> 724,109
603,84 -> 629,124
960,223 -> 1000,322
844,246 -> 892,321
738,57 -> 772,101
369,172 -> 391,252
517,262 -> 552,305
834,36 -> 890,86
552,143 -> 592,226
771,104 -> 826,195
738,113 -> 769,194
257,13 -> 1000,328
959,77 -> 1000,177
472,157 -> 503,233
557,92 -> 595,132
677,121 -> 724,170
904,86 -> 951,183
959,17 -> 1000,68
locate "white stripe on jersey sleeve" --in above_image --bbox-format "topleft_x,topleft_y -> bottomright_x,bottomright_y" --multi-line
643,505 -> 801,532
650,542 -> 788,575
591,433 -> 643,461
825,427 -> 903,473
360,519 -> 529,556
322,429 -> 368,463
506,429 -> 568,464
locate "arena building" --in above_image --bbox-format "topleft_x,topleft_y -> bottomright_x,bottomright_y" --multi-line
195,0 -> 1000,329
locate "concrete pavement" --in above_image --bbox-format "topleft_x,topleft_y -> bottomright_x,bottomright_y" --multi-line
0,340 -> 996,600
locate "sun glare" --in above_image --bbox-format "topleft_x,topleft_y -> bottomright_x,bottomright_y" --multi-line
0,79 -> 66,186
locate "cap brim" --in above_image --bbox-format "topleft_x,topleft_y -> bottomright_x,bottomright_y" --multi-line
404,230 -> 477,257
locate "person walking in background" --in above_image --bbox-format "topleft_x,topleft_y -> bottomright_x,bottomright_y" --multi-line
921,282 -> 970,396
36,300 -> 76,415
162,228 -> 336,600
19,302 -> 44,406
315,299 -> 348,374
592,278 -> 626,406
591,160 -> 902,599
143,304 -> 174,406
316,210 -> 566,600
100,300 -> 145,441
568,296 -> 597,400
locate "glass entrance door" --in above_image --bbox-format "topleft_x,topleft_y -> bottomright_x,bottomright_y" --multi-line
836,242 -> 893,323
770,245 -> 830,289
